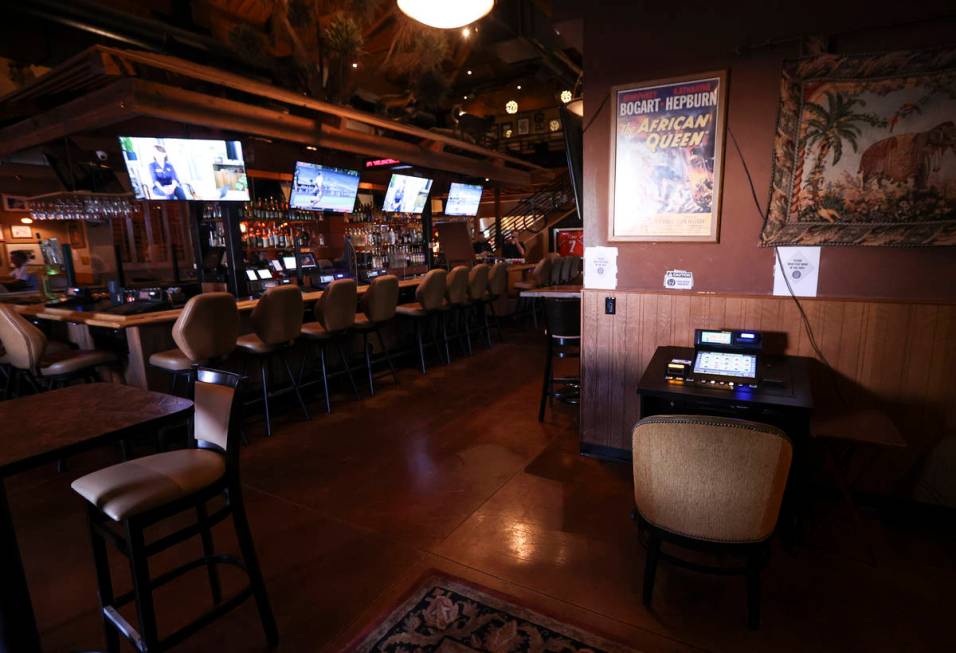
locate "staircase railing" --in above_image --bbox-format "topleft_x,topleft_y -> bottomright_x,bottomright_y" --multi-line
483,177 -> 575,245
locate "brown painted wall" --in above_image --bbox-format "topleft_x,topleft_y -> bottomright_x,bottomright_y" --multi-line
582,1 -> 956,301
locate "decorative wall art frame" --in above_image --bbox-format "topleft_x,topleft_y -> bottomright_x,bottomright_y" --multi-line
761,47 -> 956,246
517,117 -> 531,136
2,195 -> 29,212
10,225 -> 33,239
608,70 -> 728,242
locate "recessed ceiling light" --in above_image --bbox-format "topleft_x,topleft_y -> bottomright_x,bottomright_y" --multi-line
467,70 -> 472,75
352,62 -> 358,68
306,145 -> 317,151
462,26 -> 471,38
516,84 -> 522,90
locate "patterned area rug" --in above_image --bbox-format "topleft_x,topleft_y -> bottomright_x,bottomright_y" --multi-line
349,574 -> 638,652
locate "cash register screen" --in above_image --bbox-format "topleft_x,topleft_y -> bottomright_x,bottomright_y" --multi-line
693,351 -> 757,379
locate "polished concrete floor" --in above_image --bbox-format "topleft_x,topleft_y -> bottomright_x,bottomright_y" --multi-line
7,328 -> 955,652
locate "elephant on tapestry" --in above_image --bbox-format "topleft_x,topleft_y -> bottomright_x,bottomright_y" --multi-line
858,121 -> 956,189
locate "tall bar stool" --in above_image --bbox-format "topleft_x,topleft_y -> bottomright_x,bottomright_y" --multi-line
486,261 -> 509,343
71,368 -> 278,652
354,274 -> 401,395
0,304 -> 115,392
396,269 -> 448,374
467,263 -> 492,348
236,285 -> 310,437
445,265 -> 472,357
513,257 -> 552,328
148,293 -> 239,394
300,278 -> 359,414
539,297 -> 581,422
549,254 -> 564,286
568,255 -> 582,283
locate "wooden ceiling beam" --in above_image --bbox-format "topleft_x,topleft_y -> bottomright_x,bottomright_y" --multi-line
0,79 -> 136,158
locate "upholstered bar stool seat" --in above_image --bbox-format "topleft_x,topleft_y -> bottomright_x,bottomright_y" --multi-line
236,285 -> 310,437
72,449 -> 226,521
300,278 -> 360,413
40,349 -> 115,376
394,301 -> 438,317
397,269 -> 449,374
354,275 -> 400,394
148,292 -> 239,394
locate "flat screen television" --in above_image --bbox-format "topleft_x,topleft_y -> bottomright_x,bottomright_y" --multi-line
382,174 -> 433,213
444,182 -> 483,216
290,162 -> 361,212
119,137 -> 249,201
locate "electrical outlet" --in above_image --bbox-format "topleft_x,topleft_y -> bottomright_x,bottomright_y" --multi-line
605,296 -> 616,315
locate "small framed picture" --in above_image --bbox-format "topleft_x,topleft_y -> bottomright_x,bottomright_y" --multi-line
499,122 -> 513,139
516,117 -> 530,136
2,195 -> 30,212
10,225 -> 34,239
68,222 -> 87,249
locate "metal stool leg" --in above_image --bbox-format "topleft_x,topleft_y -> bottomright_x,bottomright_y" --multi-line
282,352 -> 310,421
229,483 -> 279,646
375,326 -> 400,385
363,331 -> 375,395
260,359 -> 272,437
88,512 -> 120,653
196,502 -> 222,604
126,521 -> 159,649
319,345 -> 331,414
335,339 -> 360,398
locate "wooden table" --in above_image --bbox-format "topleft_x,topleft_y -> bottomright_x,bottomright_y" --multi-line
0,384 -> 193,653
518,284 -> 583,299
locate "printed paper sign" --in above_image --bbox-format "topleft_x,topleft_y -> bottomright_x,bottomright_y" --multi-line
584,246 -> 618,290
663,269 -> 694,290
773,246 -> 820,297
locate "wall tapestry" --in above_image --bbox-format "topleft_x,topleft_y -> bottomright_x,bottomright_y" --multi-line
608,71 -> 727,242
761,48 -> 956,246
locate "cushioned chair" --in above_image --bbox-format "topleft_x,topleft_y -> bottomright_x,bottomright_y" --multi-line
631,415 -> 793,629
0,304 -> 115,392
444,265 -> 472,357
539,298 -> 581,421
486,261 -> 509,343
513,257 -> 552,327
549,254 -> 564,286
235,285 -> 310,437
72,368 -> 277,652
396,269 -> 448,374
354,275 -> 400,395
300,278 -> 360,413
148,292 -> 239,394
557,255 -> 574,284
567,255 -> 582,283
466,263 -> 492,348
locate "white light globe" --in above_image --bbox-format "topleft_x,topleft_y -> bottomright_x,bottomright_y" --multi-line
505,100 -> 518,114
397,0 -> 495,29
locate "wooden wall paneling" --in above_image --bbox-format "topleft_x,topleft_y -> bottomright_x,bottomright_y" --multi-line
579,290 -> 956,489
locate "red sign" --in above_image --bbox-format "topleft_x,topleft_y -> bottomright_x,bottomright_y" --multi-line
365,158 -> 400,168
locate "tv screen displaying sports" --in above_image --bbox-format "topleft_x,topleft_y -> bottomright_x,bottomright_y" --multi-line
118,137 -> 249,201
382,174 -> 433,213
445,182 -> 483,216
290,162 -> 361,212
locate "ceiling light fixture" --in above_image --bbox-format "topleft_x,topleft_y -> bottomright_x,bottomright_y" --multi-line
306,145 -> 318,151
516,84 -> 522,90
560,90 -> 572,103
505,100 -> 518,114
352,62 -> 358,68
397,0 -> 494,29
20,217 -> 33,224
462,26 -> 471,38
466,70 -> 473,75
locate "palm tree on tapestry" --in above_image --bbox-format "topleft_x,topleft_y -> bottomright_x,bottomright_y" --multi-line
800,91 -> 884,204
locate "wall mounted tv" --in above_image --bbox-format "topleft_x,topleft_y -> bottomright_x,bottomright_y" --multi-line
382,174 -> 433,213
290,162 -> 361,212
444,182 -> 484,216
118,137 -> 249,201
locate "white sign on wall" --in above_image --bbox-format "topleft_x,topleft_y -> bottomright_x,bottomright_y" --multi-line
584,246 -> 618,290
773,246 -> 820,297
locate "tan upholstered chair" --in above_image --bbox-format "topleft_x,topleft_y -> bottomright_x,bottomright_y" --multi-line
467,263 -> 492,348
549,255 -> 564,285
148,292 -> 239,393
513,257 -> 552,328
485,261 -> 509,342
71,368 -> 277,651
300,278 -> 359,413
632,415 -> 793,629
444,265 -> 472,357
396,269 -> 448,374
0,303 -> 115,391
235,285 -> 310,436
354,275 -> 400,395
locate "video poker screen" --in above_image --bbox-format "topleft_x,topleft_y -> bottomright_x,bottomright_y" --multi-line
693,351 -> 757,379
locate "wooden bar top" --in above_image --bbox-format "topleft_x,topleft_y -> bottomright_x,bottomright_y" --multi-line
10,277 -> 422,329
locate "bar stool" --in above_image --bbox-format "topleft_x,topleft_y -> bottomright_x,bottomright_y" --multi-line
568,255 -> 582,283
445,265 -> 472,357
467,263 -> 492,348
0,304 -> 115,392
71,368 -> 278,652
354,274 -> 400,395
513,257 -> 552,328
148,293 -> 239,394
396,269 -> 448,374
235,285 -> 310,437
549,254 -> 564,286
486,261 -> 509,343
300,278 -> 359,414
539,297 -> 581,421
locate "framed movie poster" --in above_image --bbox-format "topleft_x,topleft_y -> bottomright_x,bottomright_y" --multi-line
608,71 -> 728,242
